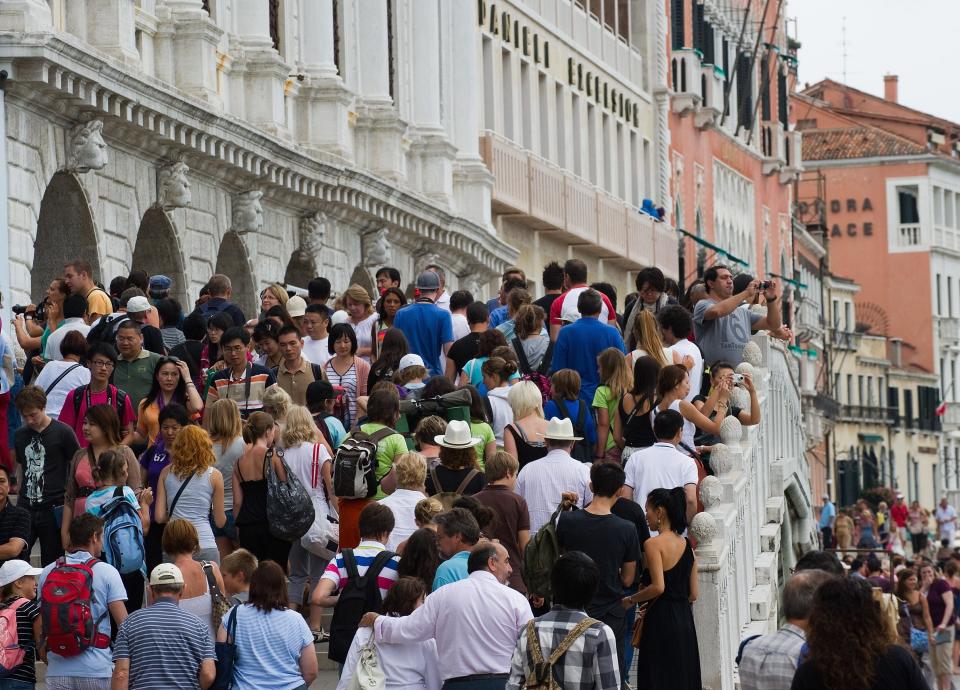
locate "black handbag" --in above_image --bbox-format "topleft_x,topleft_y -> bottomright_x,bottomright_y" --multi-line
211,605 -> 238,690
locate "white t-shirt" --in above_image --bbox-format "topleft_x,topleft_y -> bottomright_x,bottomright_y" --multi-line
34,360 -> 91,419
624,442 -> 698,533
667,339 -> 704,401
451,312 -> 470,341
936,504 -> 957,539
283,442 -> 332,499
302,336 -> 330,367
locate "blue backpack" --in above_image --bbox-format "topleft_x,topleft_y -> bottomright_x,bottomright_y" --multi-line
99,487 -> 146,575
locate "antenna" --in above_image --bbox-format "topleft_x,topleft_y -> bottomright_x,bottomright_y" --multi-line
841,16 -> 848,83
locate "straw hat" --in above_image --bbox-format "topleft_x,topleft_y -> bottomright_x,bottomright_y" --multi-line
538,417 -> 584,441
435,419 -> 483,449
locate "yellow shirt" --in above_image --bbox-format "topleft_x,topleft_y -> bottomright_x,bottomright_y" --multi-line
86,288 -> 113,320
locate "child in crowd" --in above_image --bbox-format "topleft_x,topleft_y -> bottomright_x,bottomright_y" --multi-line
220,547 -> 258,606
395,354 -> 428,399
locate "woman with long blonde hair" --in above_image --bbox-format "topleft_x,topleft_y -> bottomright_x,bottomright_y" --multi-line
155,424 -> 227,563
342,284 -> 378,361
263,384 -> 293,439
593,348 -> 632,462
205,398 -> 246,560
260,282 -> 289,315
627,309 -> 681,369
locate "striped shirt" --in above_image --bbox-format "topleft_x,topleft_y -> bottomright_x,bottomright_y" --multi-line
0,597 -> 40,683
321,540 -> 400,598
207,365 -> 276,418
113,598 -> 215,690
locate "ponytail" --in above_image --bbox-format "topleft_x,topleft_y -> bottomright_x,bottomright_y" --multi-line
242,411 -> 275,444
92,449 -> 125,487
646,486 -> 688,534
481,357 -> 517,385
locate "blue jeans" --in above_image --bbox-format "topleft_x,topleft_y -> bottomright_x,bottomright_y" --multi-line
623,584 -> 639,672
442,674 -> 509,690
0,680 -> 35,690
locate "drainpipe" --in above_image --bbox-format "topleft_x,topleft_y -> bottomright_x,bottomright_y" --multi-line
0,78 -> 10,325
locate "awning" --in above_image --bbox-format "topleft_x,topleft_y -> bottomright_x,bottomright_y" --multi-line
858,433 -> 884,443
769,272 -> 808,290
676,228 -> 750,267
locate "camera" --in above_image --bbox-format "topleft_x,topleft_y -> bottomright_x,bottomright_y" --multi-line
732,373 -> 745,385
11,305 -> 29,316
758,281 -> 772,291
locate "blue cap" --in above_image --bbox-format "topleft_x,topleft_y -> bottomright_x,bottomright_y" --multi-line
149,275 -> 172,291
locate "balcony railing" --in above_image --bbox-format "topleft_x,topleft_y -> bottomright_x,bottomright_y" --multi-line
938,317 -> 960,345
780,130 -> 803,184
478,131 -> 677,276
692,334 -> 814,690
695,64 -> 724,129
837,404 -> 894,424
828,328 -> 862,351
897,223 -> 923,247
671,48 -> 701,114
761,120 -> 786,175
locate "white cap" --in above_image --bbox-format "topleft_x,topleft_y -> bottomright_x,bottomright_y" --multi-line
125,296 -> 151,313
399,353 -> 425,371
331,310 -> 350,326
0,560 -> 41,587
149,563 -> 184,586
286,295 -> 307,318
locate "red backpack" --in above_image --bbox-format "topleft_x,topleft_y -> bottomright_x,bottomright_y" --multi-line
513,337 -> 554,404
41,557 -> 110,657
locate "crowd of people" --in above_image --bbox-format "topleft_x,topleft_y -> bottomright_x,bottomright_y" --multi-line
0,255 -> 912,690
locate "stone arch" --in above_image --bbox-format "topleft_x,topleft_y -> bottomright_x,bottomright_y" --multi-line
131,207 -> 189,308
32,172 -> 100,300
215,231 -> 257,320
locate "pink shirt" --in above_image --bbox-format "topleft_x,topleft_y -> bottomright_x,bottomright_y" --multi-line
375,570 -> 532,680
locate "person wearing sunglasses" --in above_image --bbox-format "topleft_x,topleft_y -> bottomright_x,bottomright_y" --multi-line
129,357 -> 202,446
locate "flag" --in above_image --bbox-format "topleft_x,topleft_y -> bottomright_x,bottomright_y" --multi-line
936,401 -> 947,417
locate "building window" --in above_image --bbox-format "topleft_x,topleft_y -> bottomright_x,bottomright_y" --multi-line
617,0 -> 630,42
846,375 -> 853,406
502,50 -> 514,140
949,276 -> 954,317
760,54 -> 771,121
587,103 -> 598,185
736,53 -> 753,130
589,0 -> 601,20
670,0 -> 685,50
844,301 -> 852,332
387,0 -> 396,102
572,93 -> 583,176
539,74 -> 550,158
333,0 -> 341,75
937,273 -> 942,315
898,187 -> 920,224
269,0 -> 280,52
201,0 -> 210,12
603,0 -> 616,30
692,2 -> 705,53
904,389 -> 914,428
520,61 -> 532,149
888,387 -> 900,425
482,38 -> 495,130
778,70 -> 788,124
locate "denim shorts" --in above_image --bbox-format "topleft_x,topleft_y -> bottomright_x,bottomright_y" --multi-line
211,508 -> 238,541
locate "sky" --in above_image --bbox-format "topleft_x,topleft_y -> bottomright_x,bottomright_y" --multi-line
790,0 -> 960,123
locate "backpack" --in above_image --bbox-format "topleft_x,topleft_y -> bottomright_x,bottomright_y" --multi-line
513,337 -> 554,404
0,598 -> 28,677
523,500 -> 577,602
429,466 -> 481,511
328,548 -> 396,664
99,486 -> 146,575
41,557 -> 111,657
85,313 -> 127,346
72,384 -> 128,424
332,427 -> 396,499
554,398 -> 593,463
524,616 -> 599,690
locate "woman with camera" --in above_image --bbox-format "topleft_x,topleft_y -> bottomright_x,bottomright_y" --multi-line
12,278 -> 68,377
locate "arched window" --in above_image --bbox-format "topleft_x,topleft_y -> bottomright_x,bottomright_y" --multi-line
269,0 -> 280,51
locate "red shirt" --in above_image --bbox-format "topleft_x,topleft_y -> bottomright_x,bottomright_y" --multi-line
549,285 -> 618,327
891,502 -> 909,528
59,385 -> 137,447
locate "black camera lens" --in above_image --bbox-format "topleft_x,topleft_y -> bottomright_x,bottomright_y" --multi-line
11,305 -> 28,315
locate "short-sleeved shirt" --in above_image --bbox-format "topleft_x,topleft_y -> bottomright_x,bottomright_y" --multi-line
85,288 -> 114,321
14,419 -> 79,508
41,551 -> 127,678
59,385 -> 137,447
113,598 -> 216,690
433,550 -> 470,590
228,605 -> 314,690
556,510 -> 639,613
275,358 -> 320,406
623,442 -> 698,526
474,485 -> 530,593
33,360 -> 90,419
352,423 -> 407,500
320,540 -> 400,598
470,422 -> 495,468
549,285 -> 616,326
692,298 -> 762,367
819,501 -> 836,529
447,332 -> 481,376
928,578 -> 954,626
0,596 -> 40,683
207,365 -> 277,418
113,350 -> 162,417
592,386 -> 618,450
0,502 -> 31,563
392,301 -> 454,377
85,485 -> 139,517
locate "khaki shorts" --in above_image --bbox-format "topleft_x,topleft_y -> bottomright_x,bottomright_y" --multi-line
932,628 -> 955,678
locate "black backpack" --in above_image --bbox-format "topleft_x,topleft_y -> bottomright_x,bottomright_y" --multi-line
72,385 -> 128,423
332,427 -> 395,499
328,548 -> 396,663
555,398 -> 592,463
85,313 -> 127,346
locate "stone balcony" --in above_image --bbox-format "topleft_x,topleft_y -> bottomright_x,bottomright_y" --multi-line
478,131 -> 677,277
689,333 -> 814,690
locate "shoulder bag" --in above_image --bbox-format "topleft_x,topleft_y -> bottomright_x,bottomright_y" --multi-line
211,605 -> 238,690
203,561 -> 232,631
346,634 -> 386,690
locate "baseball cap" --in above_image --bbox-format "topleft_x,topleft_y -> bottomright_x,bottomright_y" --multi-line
399,353 -> 425,371
0,560 -> 41,587
286,295 -> 307,318
126,296 -> 151,313
331,310 -> 350,325
415,271 -> 441,291
306,380 -> 337,405
149,275 -> 172,292
149,563 -> 184,586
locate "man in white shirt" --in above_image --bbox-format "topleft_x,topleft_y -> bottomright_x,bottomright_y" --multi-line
449,290 -> 473,342
936,497 -> 957,544
44,294 -> 91,361
622,410 -> 698,531
515,418 -> 593,532
300,304 -> 331,367
659,305 -> 703,401
360,542 -> 532,688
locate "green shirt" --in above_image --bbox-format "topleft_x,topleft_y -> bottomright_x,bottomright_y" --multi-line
113,350 -> 161,418
356,422 -> 408,500
592,385 -> 618,450
470,421 -> 495,469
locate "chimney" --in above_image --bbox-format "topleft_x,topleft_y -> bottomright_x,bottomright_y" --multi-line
889,337 -> 903,368
884,74 -> 898,103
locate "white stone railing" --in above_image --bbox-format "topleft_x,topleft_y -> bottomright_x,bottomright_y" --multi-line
689,333 -> 815,690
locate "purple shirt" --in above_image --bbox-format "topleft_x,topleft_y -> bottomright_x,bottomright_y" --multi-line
927,578 -> 954,627
139,441 -> 170,520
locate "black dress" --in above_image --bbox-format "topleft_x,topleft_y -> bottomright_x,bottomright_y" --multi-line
634,538 -> 701,690
234,461 -> 292,572
504,423 -> 548,470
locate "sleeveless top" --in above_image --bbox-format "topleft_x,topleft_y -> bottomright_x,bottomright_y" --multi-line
164,467 -> 217,550
179,577 -> 215,640
234,459 -> 268,525
619,396 -> 656,448
504,423 -> 548,469
213,437 -> 245,512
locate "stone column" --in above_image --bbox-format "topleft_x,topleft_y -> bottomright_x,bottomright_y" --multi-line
230,0 -> 290,135
295,0 -> 354,160
351,0 -> 407,182
156,0 -> 224,107
84,0 -> 140,64
0,0 -> 52,32
447,1 -> 493,230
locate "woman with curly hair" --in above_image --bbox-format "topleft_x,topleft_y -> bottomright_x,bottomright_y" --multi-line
155,424 -> 227,564
791,576 -> 926,690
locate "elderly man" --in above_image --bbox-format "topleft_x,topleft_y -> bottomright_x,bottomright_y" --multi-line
112,320 -> 162,415
361,543 -> 532,690
515,418 -> 593,533
112,564 -> 216,690
738,569 -> 834,690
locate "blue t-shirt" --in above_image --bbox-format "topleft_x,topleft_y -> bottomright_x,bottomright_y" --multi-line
544,398 -> 598,445
229,605 -> 314,690
488,305 -> 509,329
324,416 -> 347,450
393,302 -> 454,377
432,550 -> 470,591
85,485 -> 139,517
41,551 -> 127,678
551,318 -> 626,403
819,501 -> 836,528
